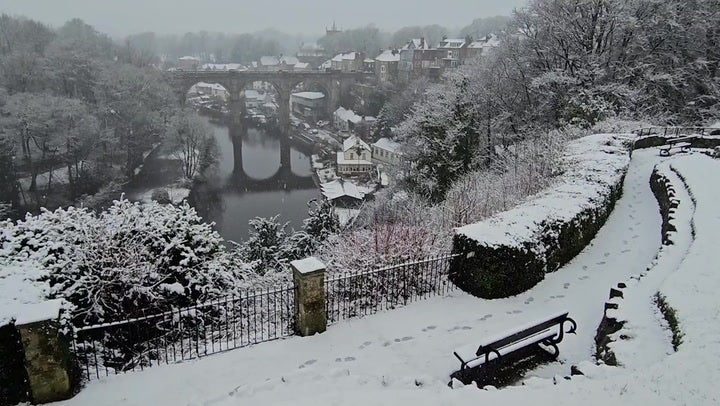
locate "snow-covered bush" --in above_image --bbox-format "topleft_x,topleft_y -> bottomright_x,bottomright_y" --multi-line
0,199 -> 244,326
443,131 -> 567,227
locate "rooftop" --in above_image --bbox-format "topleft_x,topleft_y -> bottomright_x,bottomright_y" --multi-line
320,178 -> 365,201
291,91 -> 325,100
375,50 -> 400,62
373,137 -> 403,153
343,135 -> 371,152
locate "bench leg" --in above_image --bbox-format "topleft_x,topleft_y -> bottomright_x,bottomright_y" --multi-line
540,341 -> 560,359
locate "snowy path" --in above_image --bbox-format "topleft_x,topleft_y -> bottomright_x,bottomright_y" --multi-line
56,150 -> 669,406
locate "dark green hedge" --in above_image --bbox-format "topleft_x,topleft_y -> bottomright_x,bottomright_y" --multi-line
0,323 -> 30,406
449,177 -> 625,299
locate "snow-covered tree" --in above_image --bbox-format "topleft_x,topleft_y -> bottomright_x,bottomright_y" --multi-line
167,110 -> 218,180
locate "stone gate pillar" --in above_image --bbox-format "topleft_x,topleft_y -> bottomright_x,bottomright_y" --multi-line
15,299 -> 74,404
291,257 -> 327,336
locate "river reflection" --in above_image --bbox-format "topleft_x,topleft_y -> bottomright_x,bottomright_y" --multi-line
190,117 -> 318,243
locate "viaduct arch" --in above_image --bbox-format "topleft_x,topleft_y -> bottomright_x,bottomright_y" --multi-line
170,71 -> 373,134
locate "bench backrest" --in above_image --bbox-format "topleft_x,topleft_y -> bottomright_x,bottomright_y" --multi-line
667,136 -> 694,144
475,312 -> 569,356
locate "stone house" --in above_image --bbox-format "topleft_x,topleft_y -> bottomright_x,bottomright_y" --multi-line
374,50 -> 400,82
177,56 -> 201,71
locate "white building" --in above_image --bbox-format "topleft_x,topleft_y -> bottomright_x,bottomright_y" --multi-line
337,135 -> 373,175
320,179 -> 365,207
334,107 -> 363,132
291,92 -> 326,121
372,138 -> 403,165
191,82 -> 229,100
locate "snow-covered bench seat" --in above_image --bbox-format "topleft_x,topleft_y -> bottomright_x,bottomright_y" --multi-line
453,311 -> 577,371
660,137 -> 693,156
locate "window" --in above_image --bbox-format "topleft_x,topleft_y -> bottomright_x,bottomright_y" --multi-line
381,65 -> 386,73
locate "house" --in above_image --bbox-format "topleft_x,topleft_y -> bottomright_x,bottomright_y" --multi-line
192,82 -> 229,100
330,52 -> 365,72
372,137 -> 403,166
437,38 -> 470,68
466,34 -> 501,60
244,90 -> 267,109
320,179 -> 365,208
374,50 -> 400,82
398,38 -> 442,82
333,107 -> 363,132
291,92 -> 326,121
177,56 -> 201,71
337,135 -> 373,175
255,55 -> 301,71
363,58 -> 375,72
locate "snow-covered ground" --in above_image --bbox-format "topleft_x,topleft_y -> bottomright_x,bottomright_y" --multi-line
51,147 -> 720,406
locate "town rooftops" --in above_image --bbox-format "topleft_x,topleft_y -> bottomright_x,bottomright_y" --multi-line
375,50 -> 400,62
343,135 -> 371,152
178,56 -> 200,60
469,34 -> 501,49
260,55 -> 300,66
291,91 -> 325,100
373,137 -> 403,153
202,63 -> 246,71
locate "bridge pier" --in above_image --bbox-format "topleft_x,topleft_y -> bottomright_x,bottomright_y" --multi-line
277,89 -> 292,135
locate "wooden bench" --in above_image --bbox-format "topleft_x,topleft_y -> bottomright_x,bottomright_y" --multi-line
659,137 -> 693,156
453,311 -> 577,371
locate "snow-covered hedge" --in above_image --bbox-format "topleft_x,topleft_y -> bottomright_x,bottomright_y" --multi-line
450,134 -> 631,298
633,134 -> 720,151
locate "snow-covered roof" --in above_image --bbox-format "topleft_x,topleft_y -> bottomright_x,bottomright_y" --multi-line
375,50 -> 400,62
402,38 -> 432,50
320,178 -> 365,201
342,52 -> 357,60
373,138 -> 402,154
438,39 -> 467,48
320,60 -> 333,69
343,135 -> 371,152
244,90 -> 263,99
194,82 -> 228,92
178,56 -> 199,61
294,62 -> 310,69
469,34 -> 501,49
364,58 -> 375,63
291,92 -> 325,100
331,54 -> 344,62
335,107 -> 363,124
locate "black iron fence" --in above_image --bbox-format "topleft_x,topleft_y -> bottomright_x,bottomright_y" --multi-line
73,284 -> 296,381
325,254 -> 458,324
634,127 -> 719,137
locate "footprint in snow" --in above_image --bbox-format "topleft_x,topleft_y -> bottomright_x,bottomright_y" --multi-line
582,265 -> 588,271
461,326 -> 473,330
603,252 -> 611,258
401,336 -> 413,341
512,310 -> 522,314
621,249 -> 631,254
358,341 -> 372,349
382,342 -> 391,347
344,357 -> 356,362
421,326 -> 437,332
563,283 -> 571,289
622,240 -> 628,245
597,261 -> 607,266
632,234 -> 640,239
578,275 -> 590,281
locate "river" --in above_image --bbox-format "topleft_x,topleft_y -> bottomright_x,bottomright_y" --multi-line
131,115 -> 319,244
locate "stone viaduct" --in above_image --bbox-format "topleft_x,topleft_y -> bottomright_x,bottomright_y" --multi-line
170,71 -> 374,134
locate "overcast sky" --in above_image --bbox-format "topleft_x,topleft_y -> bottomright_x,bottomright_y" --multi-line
0,0 -> 528,37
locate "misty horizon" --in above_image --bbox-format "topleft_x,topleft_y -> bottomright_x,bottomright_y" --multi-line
0,0 -> 527,38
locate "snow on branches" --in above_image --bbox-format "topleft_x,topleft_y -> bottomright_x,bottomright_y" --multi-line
0,199 -> 250,326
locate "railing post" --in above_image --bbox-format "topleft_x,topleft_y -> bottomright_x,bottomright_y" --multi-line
14,300 -> 74,404
291,257 -> 327,337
